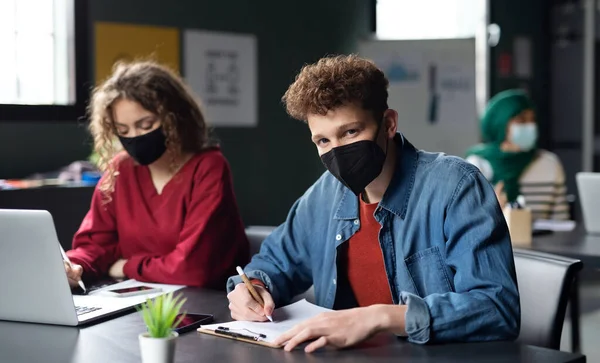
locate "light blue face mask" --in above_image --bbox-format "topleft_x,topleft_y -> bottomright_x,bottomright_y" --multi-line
510,123 -> 537,151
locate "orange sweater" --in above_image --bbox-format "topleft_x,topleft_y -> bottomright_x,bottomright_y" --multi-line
346,197 -> 393,306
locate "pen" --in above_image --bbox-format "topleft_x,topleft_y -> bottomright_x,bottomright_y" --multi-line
236,266 -> 273,322
215,327 -> 264,341
217,326 -> 266,339
59,245 -> 87,293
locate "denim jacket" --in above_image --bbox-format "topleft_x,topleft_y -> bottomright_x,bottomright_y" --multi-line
228,135 -> 520,344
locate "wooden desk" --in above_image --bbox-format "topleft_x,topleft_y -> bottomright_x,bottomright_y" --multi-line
531,228 -> 600,269
0,288 -> 586,363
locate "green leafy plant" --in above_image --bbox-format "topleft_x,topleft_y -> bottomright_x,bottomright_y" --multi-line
88,150 -> 100,167
137,292 -> 187,338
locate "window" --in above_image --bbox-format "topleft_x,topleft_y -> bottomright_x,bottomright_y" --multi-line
375,0 -> 490,114
376,0 -> 483,40
0,0 -> 75,105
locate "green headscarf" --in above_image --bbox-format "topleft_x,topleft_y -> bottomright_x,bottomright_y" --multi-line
465,89 -> 537,203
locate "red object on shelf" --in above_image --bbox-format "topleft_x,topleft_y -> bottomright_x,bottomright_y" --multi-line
498,53 -> 512,77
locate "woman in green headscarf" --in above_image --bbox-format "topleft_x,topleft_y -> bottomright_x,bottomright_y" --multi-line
465,89 -> 569,220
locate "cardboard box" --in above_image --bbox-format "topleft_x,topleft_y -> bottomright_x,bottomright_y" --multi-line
503,207 -> 532,247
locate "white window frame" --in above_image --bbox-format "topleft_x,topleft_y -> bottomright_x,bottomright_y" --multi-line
0,0 -> 75,106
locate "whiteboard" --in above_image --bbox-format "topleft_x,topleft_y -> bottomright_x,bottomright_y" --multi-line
358,39 -> 478,157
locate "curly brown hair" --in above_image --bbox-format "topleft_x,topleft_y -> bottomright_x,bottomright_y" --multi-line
282,54 -> 389,122
89,60 -> 213,202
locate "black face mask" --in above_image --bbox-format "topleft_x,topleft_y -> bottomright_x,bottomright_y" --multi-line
320,131 -> 388,196
118,127 -> 167,165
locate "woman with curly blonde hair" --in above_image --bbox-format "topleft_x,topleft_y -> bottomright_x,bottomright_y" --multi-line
65,61 -> 249,288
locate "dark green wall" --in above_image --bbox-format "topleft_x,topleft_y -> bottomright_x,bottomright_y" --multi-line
0,121 -> 91,178
0,0 -> 372,226
490,0 -> 551,147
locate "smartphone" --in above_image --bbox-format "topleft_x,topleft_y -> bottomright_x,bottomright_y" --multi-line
100,285 -> 162,297
173,313 -> 214,334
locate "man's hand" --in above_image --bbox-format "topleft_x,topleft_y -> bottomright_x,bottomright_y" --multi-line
108,259 -> 127,279
227,282 -> 275,322
64,261 -> 83,288
273,305 -> 407,353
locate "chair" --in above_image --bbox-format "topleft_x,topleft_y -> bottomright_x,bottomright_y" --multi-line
513,249 -> 583,350
246,226 -> 276,257
245,226 -> 315,303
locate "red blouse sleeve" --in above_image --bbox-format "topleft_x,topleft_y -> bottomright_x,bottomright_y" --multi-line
67,182 -> 120,282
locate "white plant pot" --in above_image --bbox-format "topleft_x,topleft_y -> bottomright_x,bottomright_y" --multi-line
139,331 -> 178,363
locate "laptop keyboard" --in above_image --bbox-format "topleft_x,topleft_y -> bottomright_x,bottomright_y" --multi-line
75,305 -> 102,316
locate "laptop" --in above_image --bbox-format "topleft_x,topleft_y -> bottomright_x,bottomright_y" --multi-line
576,172 -> 600,234
0,209 -> 145,326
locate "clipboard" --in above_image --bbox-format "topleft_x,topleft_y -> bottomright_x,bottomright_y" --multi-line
196,299 -> 333,349
197,327 -> 281,349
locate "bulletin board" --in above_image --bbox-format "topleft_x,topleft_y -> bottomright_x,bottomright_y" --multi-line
183,30 -> 258,127
94,22 -> 180,84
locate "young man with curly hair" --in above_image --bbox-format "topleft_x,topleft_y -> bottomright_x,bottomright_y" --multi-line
227,55 -> 520,352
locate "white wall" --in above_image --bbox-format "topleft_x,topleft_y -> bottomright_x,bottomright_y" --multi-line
359,38 -> 479,157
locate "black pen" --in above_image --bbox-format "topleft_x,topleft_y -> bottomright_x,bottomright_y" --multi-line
215,327 -> 266,341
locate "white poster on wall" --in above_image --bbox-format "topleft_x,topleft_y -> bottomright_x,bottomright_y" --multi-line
359,39 -> 478,157
183,30 -> 257,127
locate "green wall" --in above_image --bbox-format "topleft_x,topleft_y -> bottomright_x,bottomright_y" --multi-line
489,0 -> 550,146
0,0 -> 372,226
0,121 -> 91,179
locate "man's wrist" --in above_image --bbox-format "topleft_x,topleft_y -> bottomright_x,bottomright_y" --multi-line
368,304 -> 407,335
250,279 -> 266,289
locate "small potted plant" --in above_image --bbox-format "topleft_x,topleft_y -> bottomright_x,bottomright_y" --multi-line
138,292 -> 187,363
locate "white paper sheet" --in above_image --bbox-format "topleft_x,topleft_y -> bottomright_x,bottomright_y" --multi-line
200,299 -> 331,344
73,279 -> 185,309
533,219 -> 577,232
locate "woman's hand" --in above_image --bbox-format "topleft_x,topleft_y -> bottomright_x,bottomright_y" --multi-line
108,259 -> 127,279
494,181 -> 508,209
64,262 -> 83,288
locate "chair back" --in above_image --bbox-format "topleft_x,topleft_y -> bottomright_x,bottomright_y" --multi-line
245,226 -> 276,257
514,249 -> 583,349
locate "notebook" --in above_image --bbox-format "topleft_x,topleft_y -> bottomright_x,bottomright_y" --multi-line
533,219 -> 576,232
198,299 -> 331,348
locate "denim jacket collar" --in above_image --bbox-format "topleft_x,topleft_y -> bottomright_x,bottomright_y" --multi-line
334,133 -> 418,220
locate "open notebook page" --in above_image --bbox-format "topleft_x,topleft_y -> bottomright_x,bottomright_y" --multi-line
200,299 -> 331,344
